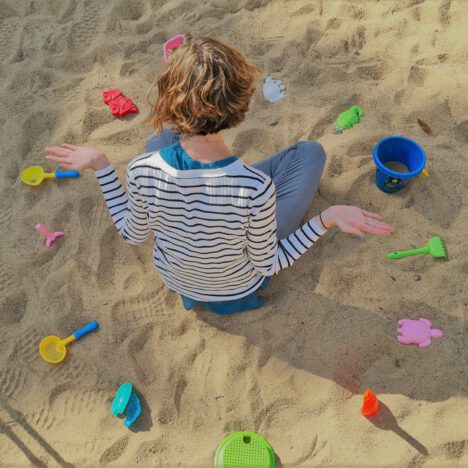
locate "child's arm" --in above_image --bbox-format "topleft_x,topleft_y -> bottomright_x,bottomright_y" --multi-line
247,179 -> 393,275
95,164 -> 151,245
246,180 -> 326,275
45,144 -> 151,245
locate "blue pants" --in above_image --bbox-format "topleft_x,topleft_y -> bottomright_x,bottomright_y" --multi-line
145,130 -> 326,239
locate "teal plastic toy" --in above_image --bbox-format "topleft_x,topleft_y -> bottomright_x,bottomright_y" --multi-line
112,382 -> 142,428
335,105 -> 363,133
214,432 -> 276,468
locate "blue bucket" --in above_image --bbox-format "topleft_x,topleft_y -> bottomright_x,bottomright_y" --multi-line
373,136 -> 426,193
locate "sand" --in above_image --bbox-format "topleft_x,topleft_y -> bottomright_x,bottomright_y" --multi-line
1,0 -> 467,466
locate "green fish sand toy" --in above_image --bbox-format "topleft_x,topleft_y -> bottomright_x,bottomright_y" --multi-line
335,105 -> 363,133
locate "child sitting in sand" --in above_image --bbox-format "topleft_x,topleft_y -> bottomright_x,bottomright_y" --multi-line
45,34 -> 393,314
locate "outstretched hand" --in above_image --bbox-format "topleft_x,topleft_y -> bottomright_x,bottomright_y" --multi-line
320,205 -> 393,236
45,144 -> 110,171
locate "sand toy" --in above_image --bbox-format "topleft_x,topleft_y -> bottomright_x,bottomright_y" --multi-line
361,390 -> 379,416
102,89 -> 138,117
387,236 -> 447,260
373,136 -> 427,193
163,34 -> 185,62
397,318 -> 443,348
263,76 -> 286,103
21,166 -> 80,186
112,382 -> 142,428
39,321 -> 99,364
334,105 -> 363,133
214,432 -> 275,468
35,223 -> 64,248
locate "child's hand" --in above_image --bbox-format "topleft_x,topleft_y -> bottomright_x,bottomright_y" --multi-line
320,205 -> 393,236
45,144 -> 110,171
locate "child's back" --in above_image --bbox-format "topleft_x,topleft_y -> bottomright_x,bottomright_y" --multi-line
45,34 -> 393,314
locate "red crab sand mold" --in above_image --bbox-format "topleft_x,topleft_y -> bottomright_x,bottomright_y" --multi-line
102,89 -> 138,117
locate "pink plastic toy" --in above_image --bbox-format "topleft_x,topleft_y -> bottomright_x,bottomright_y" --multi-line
397,318 -> 443,348
35,224 -> 64,248
163,34 -> 185,62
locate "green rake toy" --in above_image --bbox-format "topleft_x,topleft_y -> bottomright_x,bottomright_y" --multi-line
387,236 -> 447,260
214,432 -> 275,468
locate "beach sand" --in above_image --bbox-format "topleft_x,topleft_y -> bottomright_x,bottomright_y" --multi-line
1,0 -> 467,465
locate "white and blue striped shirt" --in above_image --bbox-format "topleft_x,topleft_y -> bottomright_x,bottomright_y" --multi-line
96,150 -> 327,301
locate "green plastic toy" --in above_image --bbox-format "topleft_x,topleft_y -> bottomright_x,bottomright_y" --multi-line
335,105 -> 363,133
386,236 -> 447,260
214,432 -> 276,468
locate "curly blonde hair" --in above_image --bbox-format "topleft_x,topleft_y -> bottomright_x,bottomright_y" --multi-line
150,34 -> 259,135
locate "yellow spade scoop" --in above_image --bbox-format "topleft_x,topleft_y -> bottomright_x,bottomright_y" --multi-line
21,166 -> 80,186
39,321 -> 99,364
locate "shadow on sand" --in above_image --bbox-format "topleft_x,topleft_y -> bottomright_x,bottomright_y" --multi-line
195,288 -> 466,403
0,401 -> 73,467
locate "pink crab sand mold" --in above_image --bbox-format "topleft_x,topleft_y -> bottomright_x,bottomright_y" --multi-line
35,224 -> 64,248
163,34 -> 185,62
397,318 -> 443,348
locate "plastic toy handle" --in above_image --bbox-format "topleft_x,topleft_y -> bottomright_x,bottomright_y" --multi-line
386,247 -> 429,259
55,170 -> 80,179
61,335 -> 76,346
72,321 -> 99,340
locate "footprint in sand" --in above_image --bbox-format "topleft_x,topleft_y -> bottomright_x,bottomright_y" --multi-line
343,25 -> 366,55
48,388 -> 108,423
68,3 -> 100,50
120,61 -> 140,78
409,438 -> 467,466
27,401 -> 56,431
0,266 -> 15,300
328,156 -> 343,177
1,291 -> 27,325
233,128 -> 287,161
438,0 -> 452,27
173,376 -> 187,415
48,360 -> 90,386
112,287 -> 173,338
21,109 -> 60,159
13,327 -> 43,364
99,435 -> 129,465
105,0 -> 148,32
444,440 -> 467,460
410,177 -> 462,229
408,66 -> 427,87
95,225 -> 127,288
134,437 -> 168,464
76,196 -> 119,284
128,323 -> 158,385
0,368 -> 28,399
455,120 -> 468,144
81,108 -> 115,136
255,397 -> 295,432
0,18 -> 19,61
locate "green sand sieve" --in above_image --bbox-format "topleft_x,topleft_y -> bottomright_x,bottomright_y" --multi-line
214,431 -> 275,468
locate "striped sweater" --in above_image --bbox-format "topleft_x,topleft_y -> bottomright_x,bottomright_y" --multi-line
96,151 -> 327,301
